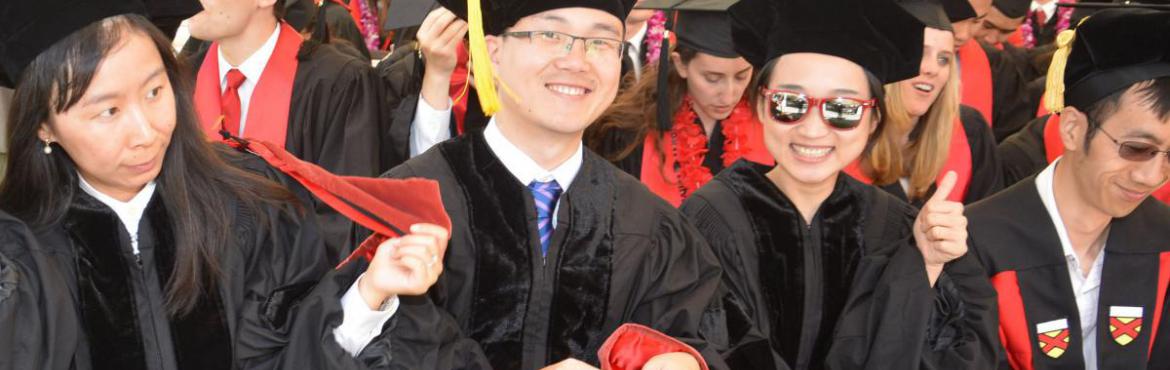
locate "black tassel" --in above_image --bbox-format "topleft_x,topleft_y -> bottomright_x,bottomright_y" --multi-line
655,11 -> 676,132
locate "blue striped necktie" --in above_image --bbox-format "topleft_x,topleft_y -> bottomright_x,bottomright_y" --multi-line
528,180 -> 563,256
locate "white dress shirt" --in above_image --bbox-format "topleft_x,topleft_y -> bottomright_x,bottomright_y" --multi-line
483,118 -> 584,225
410,97 -> 454,157
1036,159 -> 1105,370
79,175 -> 396,357
1031,0 -> 1058,22
625,23 -> 648,81
217,23 -> 281,136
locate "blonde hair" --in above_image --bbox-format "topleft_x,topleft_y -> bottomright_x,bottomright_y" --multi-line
864,62 -> 960,201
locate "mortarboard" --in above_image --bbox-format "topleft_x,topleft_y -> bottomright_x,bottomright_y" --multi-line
940,0 -> 977,21
729,0 -> 925,84
0,0 -> 147,88
639,0 -> 740,58
435,0 -> 638,116
1044,7 -> 1170,113
383,0 -> 441,30
993,0 -> 1031,18
637,0 -> 740,131
898,0 -> 956,31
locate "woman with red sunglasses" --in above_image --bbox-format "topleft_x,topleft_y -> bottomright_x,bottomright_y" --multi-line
847,0 -> 1004,208
679,0 -> 998,368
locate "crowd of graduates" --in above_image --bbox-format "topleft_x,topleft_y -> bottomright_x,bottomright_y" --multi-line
1,0 -> 1170,369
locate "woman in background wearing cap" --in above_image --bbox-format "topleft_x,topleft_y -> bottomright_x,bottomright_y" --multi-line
0,3 -> 461,369
587,7 -> 772,207
847,0 -> 1003,207
679,0 -> 998,368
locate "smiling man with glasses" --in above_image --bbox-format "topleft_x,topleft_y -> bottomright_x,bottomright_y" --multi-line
967,6 -> 1170,370
367,0 -> 724,369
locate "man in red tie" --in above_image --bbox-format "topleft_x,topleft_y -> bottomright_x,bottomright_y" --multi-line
187,0 -> 388,261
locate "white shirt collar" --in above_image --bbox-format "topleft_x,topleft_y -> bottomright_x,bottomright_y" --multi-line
482,117 -> 583,191
1035,158 -> 1105,370
627,23 -> 648,55
1031,1 -> 1058,20
78,175 -> 157,255
1035,158 -> 1106,265
216,23 -> 281,92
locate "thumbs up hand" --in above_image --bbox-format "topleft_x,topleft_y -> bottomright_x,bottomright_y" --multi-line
913,171 -> 969,287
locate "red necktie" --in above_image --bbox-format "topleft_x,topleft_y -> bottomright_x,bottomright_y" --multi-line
221,68 -> 247,136
1036,9 -> 1048,25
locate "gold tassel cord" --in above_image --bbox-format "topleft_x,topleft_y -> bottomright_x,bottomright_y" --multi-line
1043,17 -> 1091,114
465,0 -> 522,116
467,0 -> 501,115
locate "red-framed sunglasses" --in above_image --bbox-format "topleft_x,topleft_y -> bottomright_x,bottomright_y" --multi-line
762,89 -> 877,130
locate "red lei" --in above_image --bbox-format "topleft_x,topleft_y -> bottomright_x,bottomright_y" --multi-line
670,97 -> 755,198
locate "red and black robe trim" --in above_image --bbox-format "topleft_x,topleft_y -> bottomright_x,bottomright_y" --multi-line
971,177 -> 1170,370
959,41 -> 995,128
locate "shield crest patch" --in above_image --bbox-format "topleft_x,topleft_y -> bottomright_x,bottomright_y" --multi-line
1109,306 -> 1144,346
1036,319 -> 1071,359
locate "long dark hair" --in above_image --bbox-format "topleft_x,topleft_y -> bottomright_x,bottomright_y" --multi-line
586,47 -> 701,162
0,14 -> 296,316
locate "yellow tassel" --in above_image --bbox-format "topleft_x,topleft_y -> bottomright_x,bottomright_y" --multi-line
466,0 -> 500,115
1043,17 -> 1091,114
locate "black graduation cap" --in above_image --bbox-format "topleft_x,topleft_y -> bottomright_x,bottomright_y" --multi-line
436,0 -> 638,35
636,0 -> 740,131
898,0 -> 955,31
0,0 -> 147,88
940,0 -> 977,21
383,0 -> 441,30
729,0 -> 925,84
1044,7 -> 1170,113
993,0 -> 1031,18
639,0 -> 740,58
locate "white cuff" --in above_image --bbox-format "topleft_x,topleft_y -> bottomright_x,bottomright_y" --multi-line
332,274 -> 400,357
409,97 -> 454,157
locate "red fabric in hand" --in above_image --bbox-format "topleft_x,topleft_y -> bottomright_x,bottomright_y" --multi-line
597,324 -> 708,370
224,138 -> 451,268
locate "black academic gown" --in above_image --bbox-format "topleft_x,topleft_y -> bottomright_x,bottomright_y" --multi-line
375,49 -> 489,172
375,131 -> 726,370
968,176 -> 1170,370
877,106 -> 1005,207
984,42 -> 1049,142
319,0 -> 372,61
998,114 -> 1052,188
188,38 -> 385,262
0,151 -> 461,370
680,160 -> 1000,370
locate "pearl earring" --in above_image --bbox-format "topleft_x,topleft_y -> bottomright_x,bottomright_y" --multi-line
42,140 -> 52,155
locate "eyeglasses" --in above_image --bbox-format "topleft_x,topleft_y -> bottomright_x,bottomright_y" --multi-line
502,30 -> 624,61
1097,127 -> 1170,165
762,89 -> 877,130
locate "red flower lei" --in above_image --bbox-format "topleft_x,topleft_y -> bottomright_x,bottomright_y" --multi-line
670,97 -> 755,198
